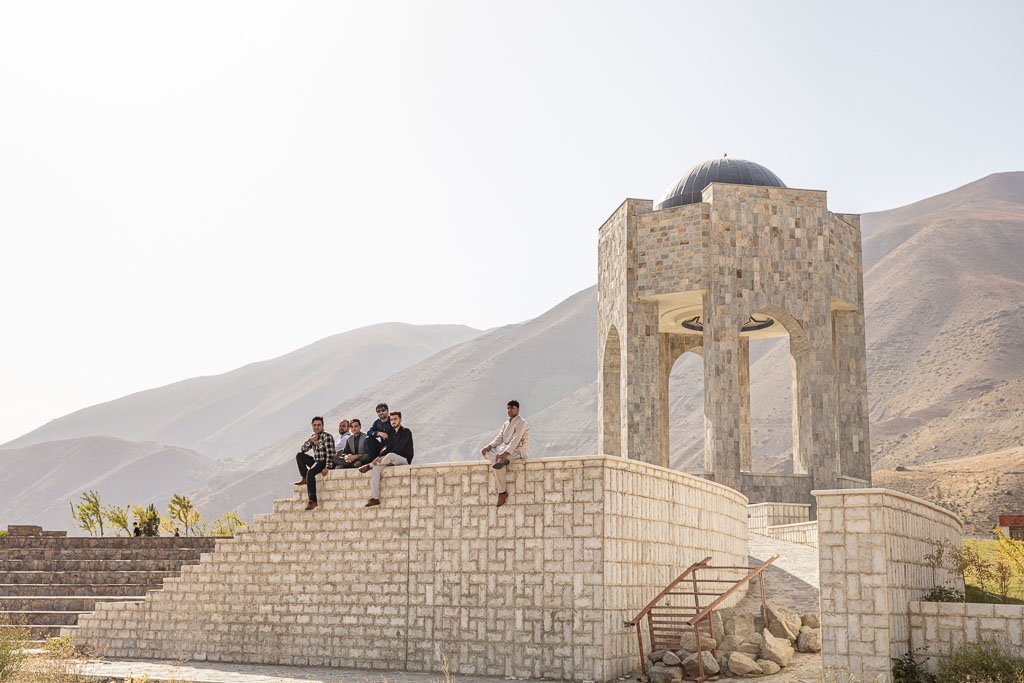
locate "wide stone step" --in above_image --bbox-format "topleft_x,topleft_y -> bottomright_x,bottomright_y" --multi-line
0,537 -> 217,550
26,624 -> 74,639
0,583 -> 160,597
0,558 -> 196,572
0,570 -> 178,585
0,548 -> 208,562
2,610 -> 81,626
0,595 -> 146,611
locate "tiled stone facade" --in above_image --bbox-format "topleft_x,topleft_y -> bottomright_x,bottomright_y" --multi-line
597,183 -> 871,503
747,502 -> 811,535
909,601 -> 1024,671
765,521 -> 818,548
69,457 -> 748,682
815,488 -> 963,681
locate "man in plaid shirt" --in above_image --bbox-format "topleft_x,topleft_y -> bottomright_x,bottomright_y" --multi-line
293,416 -> 336,511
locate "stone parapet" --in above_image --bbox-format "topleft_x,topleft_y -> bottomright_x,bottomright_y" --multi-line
747,502 -> 811,534
815,488 -> 963,681
909,601 -> 1024,672
70,456 -> 749,682
765,521 -> 818,548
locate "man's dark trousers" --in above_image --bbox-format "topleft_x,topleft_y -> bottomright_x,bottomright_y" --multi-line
295,452 -> 326,502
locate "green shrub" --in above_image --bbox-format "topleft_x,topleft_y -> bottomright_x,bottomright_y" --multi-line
922,586 -> 965,602
0,614 -> 31,681
893,649 -> 936,683
936,641 -> 1024,682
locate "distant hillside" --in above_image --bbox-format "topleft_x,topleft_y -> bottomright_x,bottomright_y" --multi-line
4,323 -> 482,461
0,436 -> 216,531
874,446 -> 1024,536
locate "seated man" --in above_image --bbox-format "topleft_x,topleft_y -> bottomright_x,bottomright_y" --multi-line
480,399 -> 529,508
293,416 -> 336,511
365,402 -> 395,459
335,418 -> 372,468
359,410 -> 414,507
326,418 -> 351,471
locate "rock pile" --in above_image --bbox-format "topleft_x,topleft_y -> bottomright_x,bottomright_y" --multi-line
645,606 -> 820,679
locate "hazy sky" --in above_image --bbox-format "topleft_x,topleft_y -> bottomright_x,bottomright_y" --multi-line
1,1 -> 1022,444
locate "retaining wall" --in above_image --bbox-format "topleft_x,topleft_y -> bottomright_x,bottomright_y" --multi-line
748,502 -> 811,534
70,456 -> 749,682
909,601 -> 1024,672
765,520 -> 818,548
815,488 -> 963,681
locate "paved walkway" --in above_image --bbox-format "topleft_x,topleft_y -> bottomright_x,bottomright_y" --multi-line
48,533 -> 825,683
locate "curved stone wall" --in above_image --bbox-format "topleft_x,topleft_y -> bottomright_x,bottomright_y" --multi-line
70,456 -> 748,682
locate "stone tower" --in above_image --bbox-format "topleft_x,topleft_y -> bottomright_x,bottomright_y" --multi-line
597,158 -> 870,504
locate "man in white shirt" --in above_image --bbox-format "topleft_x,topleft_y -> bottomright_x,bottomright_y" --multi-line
480,399 -> 529,508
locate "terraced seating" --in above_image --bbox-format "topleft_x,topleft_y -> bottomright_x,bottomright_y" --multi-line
0,525 -> 216,640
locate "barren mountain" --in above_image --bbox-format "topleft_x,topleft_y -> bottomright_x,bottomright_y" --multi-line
874,446 -> 1024,537
4,323 -> 482,461
0,436 -> 216,531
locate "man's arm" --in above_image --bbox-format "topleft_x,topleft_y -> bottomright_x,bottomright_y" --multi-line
481,424 -> 505,455
299,439 -> 313,453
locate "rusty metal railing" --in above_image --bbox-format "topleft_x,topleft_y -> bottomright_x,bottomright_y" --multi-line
626,555 -> 779,682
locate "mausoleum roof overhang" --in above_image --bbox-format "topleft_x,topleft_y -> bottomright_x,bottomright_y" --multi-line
655,158 -> 786,210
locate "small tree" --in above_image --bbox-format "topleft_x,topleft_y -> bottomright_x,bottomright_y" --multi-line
70,491 -> 104,536
168,494 -> 201,537
209,511 -> 247,537
995,527 -> 1024,575
103,504 -> 132,537
948,546 -> 979,602
131,504 -> 160,537
970,555 -> 995,596
994,559 -> 1014,604
923,540 -> 947,587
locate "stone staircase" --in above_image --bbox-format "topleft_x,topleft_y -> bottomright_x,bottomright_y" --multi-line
0,525 -> 216,641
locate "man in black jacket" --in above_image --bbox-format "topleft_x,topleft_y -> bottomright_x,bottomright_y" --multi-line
360,411 -> 413,507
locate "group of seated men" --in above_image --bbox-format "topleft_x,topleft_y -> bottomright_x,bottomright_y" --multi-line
293,400 -> 528,510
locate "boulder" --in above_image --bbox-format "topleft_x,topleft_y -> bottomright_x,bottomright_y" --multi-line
678,631 -> 716,652
757,659 -> 781,675
682,651 -> 720,677
661,651 -> 682,666
723,613 -> 756,637
719,634 -> 745,652
737,632 -> 762,656
648,650 -> 669,663
796,627 -> 822,653
801,612 -> 820,629
727,652 -> 761,676
766,605 -> 802,642
759,628 -> 794,668
648,665 -> 682,683
711,610 -> 724,641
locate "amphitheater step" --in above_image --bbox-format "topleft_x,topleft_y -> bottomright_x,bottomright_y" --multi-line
0,583 -> 161,597
0,548 -> 208,562
26,624 -> 75,640
0,570 -> 179,585
0,558 -> 198,572
3,610 -> 82,626
0,596 -> 146,611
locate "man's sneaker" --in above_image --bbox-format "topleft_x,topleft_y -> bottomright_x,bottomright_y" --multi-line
492,458 -> 511,470
496,492 -> 508,508
365,498 -> 380,507
358,464 -> 372,473
293,478 -> 307,485
304,500 -> 318,511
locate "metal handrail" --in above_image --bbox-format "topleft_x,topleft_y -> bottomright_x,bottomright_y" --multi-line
628,554 -> 780,682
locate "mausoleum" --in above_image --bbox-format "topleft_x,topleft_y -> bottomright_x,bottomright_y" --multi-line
598,158 -> 871,504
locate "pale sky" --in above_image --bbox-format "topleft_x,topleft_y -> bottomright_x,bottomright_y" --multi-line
1,1 -> 1022,444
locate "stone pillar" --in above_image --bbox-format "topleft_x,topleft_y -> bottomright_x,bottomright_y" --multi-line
738,337 -> 752,472
624,299 -> 663,465
600,326 -> 623,457
805,307 -> 840,491
833,310 -> 871,481
703,306 -> 742,489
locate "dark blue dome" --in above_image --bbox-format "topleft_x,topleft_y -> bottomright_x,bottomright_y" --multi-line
655,158 -> 786,210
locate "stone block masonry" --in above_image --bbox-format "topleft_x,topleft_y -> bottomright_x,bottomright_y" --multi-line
69,456 -> 749,682
909,601 -> 1024,671
747,502 -> 810,534
815,488 -> 962,681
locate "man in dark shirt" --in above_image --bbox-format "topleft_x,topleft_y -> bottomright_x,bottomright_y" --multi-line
335,418 -> 372,468
360,410 -> 413,507
366,402 -> 395,459
293,416 -> 336,511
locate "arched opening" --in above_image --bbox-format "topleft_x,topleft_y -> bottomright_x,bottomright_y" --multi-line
667,347 -> 705,471
743,307 -> 808,474
601,326 -> 622,457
